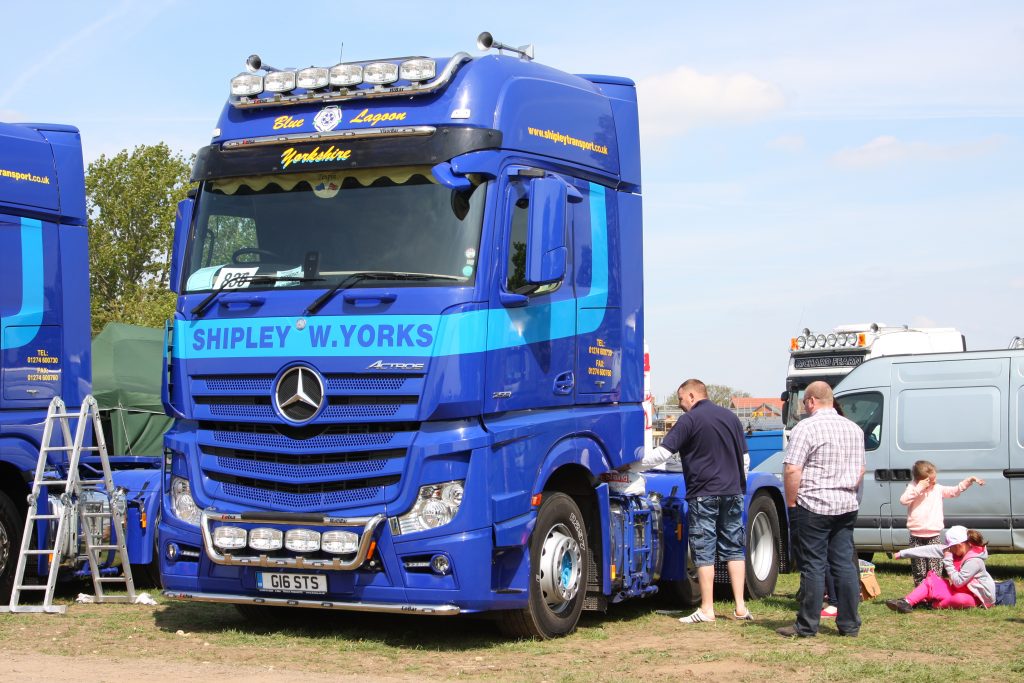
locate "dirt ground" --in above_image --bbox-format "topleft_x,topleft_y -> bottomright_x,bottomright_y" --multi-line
1,579 -> 1019,682
0,596 -> 799,683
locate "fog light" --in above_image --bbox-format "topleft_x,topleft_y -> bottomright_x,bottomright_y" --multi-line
322,530 -> 359,554
166,542 -> 179,561
285,529 -> 321,552
249,528 -> 283,551
363,62 -> 399,85
430,554 -> 451,575
213,526 -> 247,550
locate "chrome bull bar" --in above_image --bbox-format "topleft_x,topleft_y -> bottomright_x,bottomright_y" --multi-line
200,510 -> 385,570
163,589 -> 460,615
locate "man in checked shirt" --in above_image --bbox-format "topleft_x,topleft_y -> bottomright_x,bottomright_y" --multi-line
776,381 -> 866,638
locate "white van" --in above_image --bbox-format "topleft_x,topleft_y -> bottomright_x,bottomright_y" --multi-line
834,348 -> 1024,552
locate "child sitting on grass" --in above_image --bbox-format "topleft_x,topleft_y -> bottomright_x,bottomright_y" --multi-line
899,460 -> 984,585
887,526 -> 995,612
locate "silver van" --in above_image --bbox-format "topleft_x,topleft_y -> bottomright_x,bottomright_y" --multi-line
754,347 -> 1024,552
834,348 -> 1024,552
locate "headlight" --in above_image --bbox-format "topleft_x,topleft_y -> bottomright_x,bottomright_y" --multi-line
395,480 -> 465,535
249,528 -> 283,551
231,73 -> 263,97
363,62 -> 399,85
826,333 -> 837,347
213,526 -> 247,550
171,476 -> 201,526
806,335 -> 817,349
264,70 -> 297,93
285,529 -> 321,552
400,59 -> 436,82
297,67 -> 329,90
322,530 -> 359,554
816,334 -> 827,347
330,63 -> 362,87
796,335 -> 807,349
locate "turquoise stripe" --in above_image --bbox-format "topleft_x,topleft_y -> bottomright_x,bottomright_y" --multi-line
175,183 -> 611,360
1,217 -> 44,349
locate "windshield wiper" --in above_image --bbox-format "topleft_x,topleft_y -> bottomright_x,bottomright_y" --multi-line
191,274 -> 324,317
304,271 -> 462,316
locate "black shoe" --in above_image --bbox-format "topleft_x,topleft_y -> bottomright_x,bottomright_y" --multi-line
885,598 -> 913,614
776,625 -> 814,638
913,600 -> 934,610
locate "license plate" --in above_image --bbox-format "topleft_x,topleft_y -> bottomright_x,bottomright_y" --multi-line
256,572 -> 327,594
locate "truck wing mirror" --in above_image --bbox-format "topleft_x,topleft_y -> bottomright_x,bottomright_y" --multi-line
169,197 -> 194,295
525,176 -> 567,285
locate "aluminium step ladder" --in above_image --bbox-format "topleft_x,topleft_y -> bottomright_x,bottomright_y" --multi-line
1,395 -> 137,613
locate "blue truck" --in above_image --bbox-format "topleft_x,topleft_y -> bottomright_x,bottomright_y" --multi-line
159,34 -> 789,637
0,121 -> 162,601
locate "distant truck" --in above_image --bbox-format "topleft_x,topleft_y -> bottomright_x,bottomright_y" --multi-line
829,344 -> 1024,553
0,121 -> 161,601
157,33 -> 788,637
782,323 -> 965,431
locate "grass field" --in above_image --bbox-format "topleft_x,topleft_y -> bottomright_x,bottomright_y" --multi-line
1,553 -> 1023,682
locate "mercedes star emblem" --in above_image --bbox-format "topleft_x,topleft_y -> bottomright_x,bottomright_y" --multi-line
274,366 -> 324,423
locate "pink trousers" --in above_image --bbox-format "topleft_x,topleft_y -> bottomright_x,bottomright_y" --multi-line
906,571 -> 979,609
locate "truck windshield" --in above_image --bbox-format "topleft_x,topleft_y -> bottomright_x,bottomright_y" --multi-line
184,166 -> 486,292
785,387 -> 810,429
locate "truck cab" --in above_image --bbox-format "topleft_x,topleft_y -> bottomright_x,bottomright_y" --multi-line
0,122 -> 91,599
159,36 -> 785,637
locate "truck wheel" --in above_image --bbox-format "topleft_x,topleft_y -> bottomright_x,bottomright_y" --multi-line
497,492 -> 588,639
0,490 -> 23,603
745,494 -> 780,598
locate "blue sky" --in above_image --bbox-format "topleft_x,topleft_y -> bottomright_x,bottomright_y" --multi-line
4,1 -> 1022,399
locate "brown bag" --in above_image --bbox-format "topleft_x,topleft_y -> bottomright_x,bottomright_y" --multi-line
859,573 -> 881,601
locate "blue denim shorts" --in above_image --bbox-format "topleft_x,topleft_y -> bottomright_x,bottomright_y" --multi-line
687,494 -> 746,567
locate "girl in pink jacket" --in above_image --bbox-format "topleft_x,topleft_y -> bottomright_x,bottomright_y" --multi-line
899,460 -> 983,585
887,526 -> 996,612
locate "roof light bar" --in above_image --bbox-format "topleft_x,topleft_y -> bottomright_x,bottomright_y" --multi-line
230,52 -> 471,108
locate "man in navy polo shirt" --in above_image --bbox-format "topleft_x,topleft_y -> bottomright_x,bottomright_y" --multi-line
628,378 -> 750,623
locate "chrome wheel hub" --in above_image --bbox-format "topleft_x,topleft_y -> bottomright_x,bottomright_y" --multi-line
538,523 -> 581,612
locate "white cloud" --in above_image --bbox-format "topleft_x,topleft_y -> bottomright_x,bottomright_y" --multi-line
910,315 -> 939,328
832,135 -> 1006,169
1011,277 -> 1024,290
637,66 -> 784,139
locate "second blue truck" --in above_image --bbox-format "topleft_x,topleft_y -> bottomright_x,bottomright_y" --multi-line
158,34 -> 789,637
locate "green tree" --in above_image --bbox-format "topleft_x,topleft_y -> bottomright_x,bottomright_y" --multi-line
86,143 -> 193,335
663,385 -> 750,408
706,384 -> 749,408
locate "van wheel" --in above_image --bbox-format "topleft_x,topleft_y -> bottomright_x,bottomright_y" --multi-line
745,494 -> 780,598
497,493 -> 588,639
0,491 -> 23,603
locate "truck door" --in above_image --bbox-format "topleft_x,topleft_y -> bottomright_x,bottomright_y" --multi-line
888,357 -> 1011,549
836,390 -> 886,550
482,171 -> 575,414
1009,355 -> 1024,550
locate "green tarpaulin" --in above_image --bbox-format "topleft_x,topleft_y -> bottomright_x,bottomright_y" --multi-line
92,323 -> 171,456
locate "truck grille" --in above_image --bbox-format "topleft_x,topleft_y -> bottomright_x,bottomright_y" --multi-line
192,372 -> 422,512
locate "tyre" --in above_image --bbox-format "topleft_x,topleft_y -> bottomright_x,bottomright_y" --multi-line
0,490 -> 23,604
497,492 -> 588,639
745,494 -> 780,598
